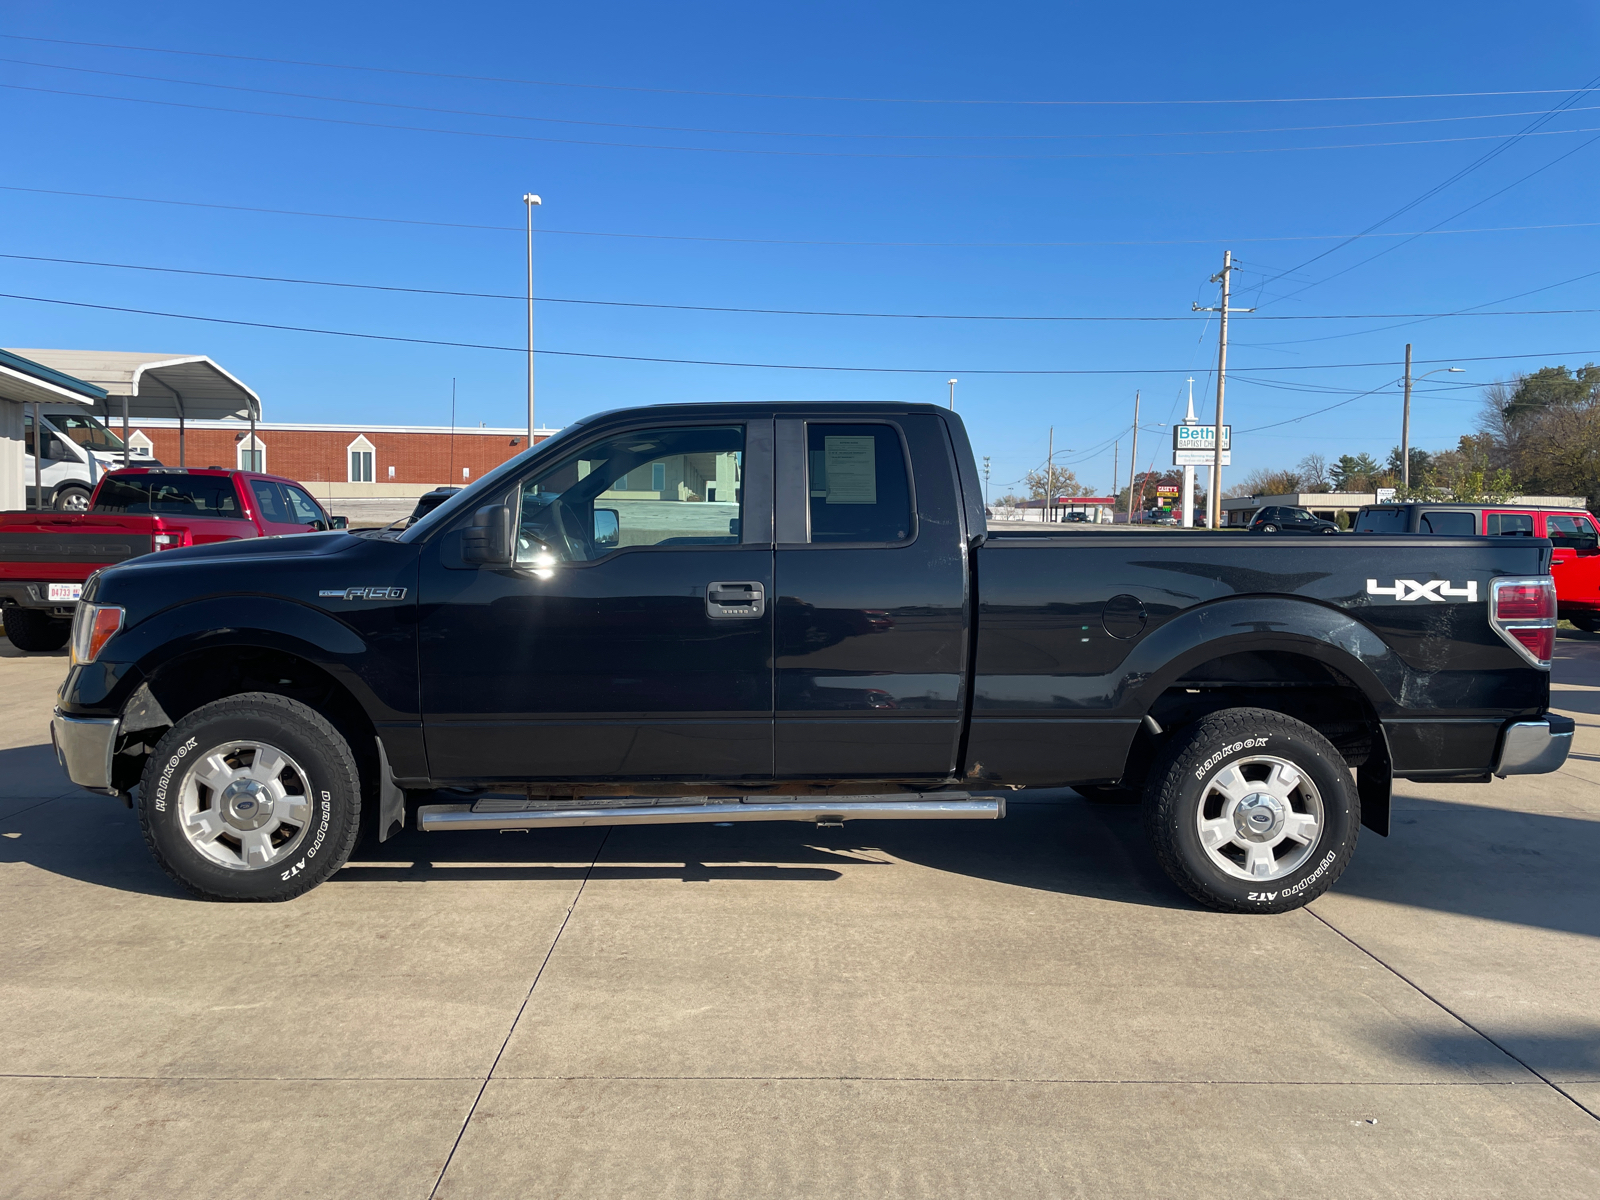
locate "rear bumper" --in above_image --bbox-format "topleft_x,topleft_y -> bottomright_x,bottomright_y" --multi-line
1494,713 -> 1575,777
0,582 -> 81,613
51,710 -> 119,793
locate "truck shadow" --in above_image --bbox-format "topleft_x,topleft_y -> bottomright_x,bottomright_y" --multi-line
3,739 -> 1597,938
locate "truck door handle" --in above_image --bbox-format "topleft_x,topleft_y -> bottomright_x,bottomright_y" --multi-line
706,581 -> 765,619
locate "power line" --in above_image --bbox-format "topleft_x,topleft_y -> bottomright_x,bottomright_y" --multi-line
1252,71 -> 1600,294
9,248 -> 1600,323
6,184 -> 1597,249
10,56 -> 1598,143
4,34 -> 1587,108
13,82 -> 1600,161
3,288 -> 1597,376
1257,129 -> 1600,307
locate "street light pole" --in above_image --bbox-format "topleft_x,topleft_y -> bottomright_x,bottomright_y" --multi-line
947,378 -> 957,410
523,193 -> 541,448
1400,347 -> 1464,492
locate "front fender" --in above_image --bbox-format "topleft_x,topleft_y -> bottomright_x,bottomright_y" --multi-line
62,595 -> 398,722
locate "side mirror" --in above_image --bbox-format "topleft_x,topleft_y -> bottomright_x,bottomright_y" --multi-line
328,514 -> 349,530
462,504 -> 512,565
594,507 -> 619,549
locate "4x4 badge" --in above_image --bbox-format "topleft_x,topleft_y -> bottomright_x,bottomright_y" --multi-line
1367,578 -> 1477,602
319,587 -> 407,601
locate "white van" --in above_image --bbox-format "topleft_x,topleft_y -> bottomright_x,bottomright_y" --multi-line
23,408 -> 159,511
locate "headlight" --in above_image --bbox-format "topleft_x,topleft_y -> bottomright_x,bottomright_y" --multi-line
70,603 -> 125,665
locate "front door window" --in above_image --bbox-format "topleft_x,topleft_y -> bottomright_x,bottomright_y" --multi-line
516,426 -> 744,565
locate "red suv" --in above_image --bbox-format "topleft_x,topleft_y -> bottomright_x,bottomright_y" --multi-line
1354,502 -> 1600,631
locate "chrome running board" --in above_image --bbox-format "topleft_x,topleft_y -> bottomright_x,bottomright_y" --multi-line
416,793 -> 1002,832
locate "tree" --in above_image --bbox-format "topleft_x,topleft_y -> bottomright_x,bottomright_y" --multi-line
1024,464 -> 1087,504
1330,453 -> 1383,492
1474,365 -> 1600,508
1296,453 -> 1331,493
1384,446 -> 1433,482
1226,466 -> 1301,498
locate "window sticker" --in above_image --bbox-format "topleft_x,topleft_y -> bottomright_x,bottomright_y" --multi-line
823,436 -> 876,505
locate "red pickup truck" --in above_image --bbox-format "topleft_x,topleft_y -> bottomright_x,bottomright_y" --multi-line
1,467 -> 346,652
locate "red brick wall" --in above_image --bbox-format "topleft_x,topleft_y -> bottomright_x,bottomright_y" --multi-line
137,428 -> 550,485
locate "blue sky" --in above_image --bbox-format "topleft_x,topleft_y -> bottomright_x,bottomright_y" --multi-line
3,1 -> 1599,497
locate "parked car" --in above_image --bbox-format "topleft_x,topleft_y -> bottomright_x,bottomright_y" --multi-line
1,467 -> 346,651
1355,502 -> 1600,631
51,403 -> 1568,913
404,486 -> 461,527
1248,505 -> 1340,534
25,407 -> 156,512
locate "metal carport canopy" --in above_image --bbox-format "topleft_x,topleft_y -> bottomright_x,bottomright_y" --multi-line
4,350 -> 262,422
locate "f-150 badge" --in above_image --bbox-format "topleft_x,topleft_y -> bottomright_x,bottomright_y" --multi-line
1366,578 -> 1477,602
319,587 -> 408,600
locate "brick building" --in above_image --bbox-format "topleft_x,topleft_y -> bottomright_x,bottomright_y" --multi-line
126,419 -> 559,498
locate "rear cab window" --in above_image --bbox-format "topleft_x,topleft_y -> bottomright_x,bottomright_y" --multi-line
1486,511 -> 1535,536
1419,510 -> 1477,535
93,474 -> 247,518
1354,508 -> 1407,533
805,423 -> 914,544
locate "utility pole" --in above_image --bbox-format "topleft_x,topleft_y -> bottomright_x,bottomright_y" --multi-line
523,193 -> 541,448
1401,342 -> 1413,490
1193,251 -> 1254,528
1181,377 -> 1197,528
948,378 -> 958,410
449,378 -> 457,484
1045,426 -> 1054,523
1111,439 -> 1119,522
1126,390 -> 1141,524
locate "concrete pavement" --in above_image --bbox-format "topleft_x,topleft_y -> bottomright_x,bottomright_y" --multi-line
2,633 -> 1598,1198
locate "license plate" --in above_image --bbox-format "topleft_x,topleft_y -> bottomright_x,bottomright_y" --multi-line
47,584 -> 82,602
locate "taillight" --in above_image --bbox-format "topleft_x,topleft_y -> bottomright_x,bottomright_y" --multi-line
70,603 -> 124,665
1490,576 -> 1556,668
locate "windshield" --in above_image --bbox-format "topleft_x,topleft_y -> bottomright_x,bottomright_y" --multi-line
400,418 -> 589,541
93,474 -> 247,518
50,413 -> 126,453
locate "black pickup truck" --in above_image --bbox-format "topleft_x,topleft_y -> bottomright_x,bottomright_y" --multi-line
51,403 -> 1571,911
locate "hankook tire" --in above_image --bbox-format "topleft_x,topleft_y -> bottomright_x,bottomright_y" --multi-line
138,693 -> 363,901
1144,708 -> 1359,913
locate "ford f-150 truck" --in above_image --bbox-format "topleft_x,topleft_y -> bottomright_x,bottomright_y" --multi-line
50,403 -> 1572,911
1,467 -> 347,651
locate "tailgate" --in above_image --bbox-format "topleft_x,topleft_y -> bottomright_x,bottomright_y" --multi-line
0,529 -> 154,566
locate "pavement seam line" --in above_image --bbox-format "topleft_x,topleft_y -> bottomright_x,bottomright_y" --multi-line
426,825 -> 612,1200
0,1072 -> 1553,1086
1305,906 -> 1600,1123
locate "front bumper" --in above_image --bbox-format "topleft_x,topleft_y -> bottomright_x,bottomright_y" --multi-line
51,710 -> 119,793
1494,713 -> 1575,777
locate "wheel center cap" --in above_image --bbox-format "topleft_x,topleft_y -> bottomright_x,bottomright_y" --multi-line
220,779 -> 272,831
1234,792 -> 1285,842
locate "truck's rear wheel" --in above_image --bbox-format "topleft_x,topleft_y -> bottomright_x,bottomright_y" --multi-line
1144,708 -> 1358,913
138,693 -> 362,901
2,607 -> 71,652
1569,612 -> 1600,633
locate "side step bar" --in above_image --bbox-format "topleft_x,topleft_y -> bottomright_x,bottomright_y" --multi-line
417,795 -> 1003,832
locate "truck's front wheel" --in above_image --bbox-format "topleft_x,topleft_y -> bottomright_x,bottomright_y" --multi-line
138,693 -> 363,901
1144,708 -> 1358,913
